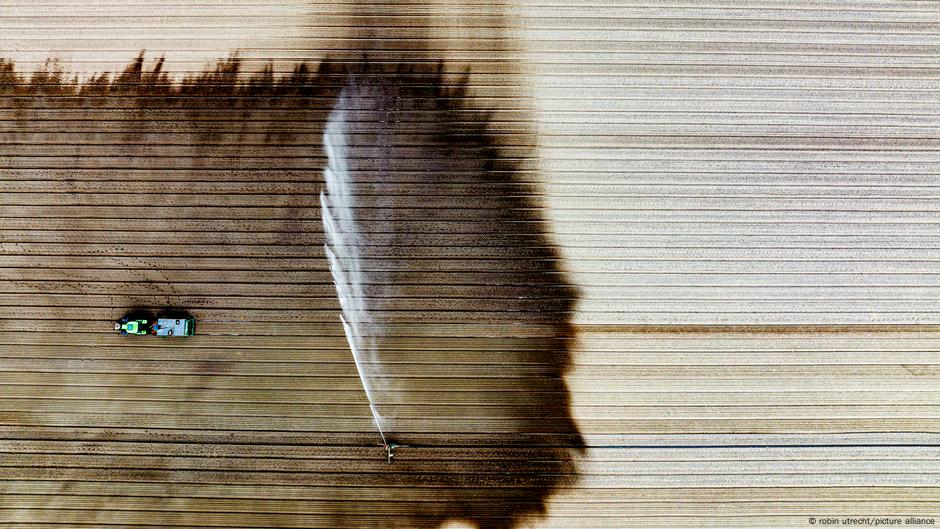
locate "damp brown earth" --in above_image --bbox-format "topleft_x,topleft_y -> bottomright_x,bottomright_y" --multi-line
0,49 -> 584,529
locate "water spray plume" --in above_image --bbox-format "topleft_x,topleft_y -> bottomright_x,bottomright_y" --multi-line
320,102 -> 390,448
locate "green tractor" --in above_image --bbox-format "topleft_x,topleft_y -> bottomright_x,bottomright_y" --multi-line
114,314 -> 195,337
114,317 -> 151,336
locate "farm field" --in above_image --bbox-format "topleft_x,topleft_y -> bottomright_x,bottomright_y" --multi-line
1,1 -> 939,527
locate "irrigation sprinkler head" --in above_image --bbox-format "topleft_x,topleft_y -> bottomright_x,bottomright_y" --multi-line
385,443 -> 400,464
